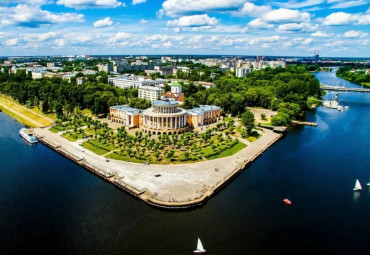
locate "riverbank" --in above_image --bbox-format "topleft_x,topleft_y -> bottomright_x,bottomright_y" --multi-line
32,127 -> 282,209
0,95 -> 54,127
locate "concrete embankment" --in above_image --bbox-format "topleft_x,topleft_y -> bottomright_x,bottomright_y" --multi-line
33,128 -> 283,210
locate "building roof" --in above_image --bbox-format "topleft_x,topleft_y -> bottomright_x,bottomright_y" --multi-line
170,82 -> 182,87
165,91 -> 185,102
186,105 -> 221,115
152,100 -> 178,107
110,105 -> 140,114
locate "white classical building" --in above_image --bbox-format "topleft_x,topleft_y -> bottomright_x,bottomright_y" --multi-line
141,100 -> 189,135
138,86 -> 164,102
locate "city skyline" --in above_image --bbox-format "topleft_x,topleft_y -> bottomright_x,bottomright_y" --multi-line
0,0 -> 369,57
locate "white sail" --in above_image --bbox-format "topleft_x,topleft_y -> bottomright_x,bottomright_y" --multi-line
353,179 -> 362,191
194,238 -> 206,253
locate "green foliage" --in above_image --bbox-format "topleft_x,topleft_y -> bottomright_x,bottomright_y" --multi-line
241,110 -> 255,134
181,66 -> 321,115
271,112 -> 291,126
337,66 -> 370,87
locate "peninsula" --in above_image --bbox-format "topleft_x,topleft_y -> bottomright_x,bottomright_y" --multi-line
0,56 -> 322,208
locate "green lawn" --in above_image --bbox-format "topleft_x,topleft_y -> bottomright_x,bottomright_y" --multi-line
81,141 -> 110,155
207,141 -> 246,160
61,132 -> 85,142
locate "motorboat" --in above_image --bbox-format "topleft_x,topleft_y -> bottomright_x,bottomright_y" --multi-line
19,128 -> 38,144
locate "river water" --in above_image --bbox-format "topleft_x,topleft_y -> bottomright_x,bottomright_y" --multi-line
1,69 -> 370,255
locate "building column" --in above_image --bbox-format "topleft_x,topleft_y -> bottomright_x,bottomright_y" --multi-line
171,117 -> 173,129
175,117 -> 177,128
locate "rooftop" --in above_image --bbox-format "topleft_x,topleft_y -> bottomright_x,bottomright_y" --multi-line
152,100 -> 179,107
110,105 -> 140,114
170,82 -> 182,87
186,105 -> 221,115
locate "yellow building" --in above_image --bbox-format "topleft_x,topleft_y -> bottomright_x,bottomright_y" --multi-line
109,105 -> 140,128
186,105 -> 221,128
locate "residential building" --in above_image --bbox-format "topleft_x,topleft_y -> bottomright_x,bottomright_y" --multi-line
97,63 -> 113,73
236,67 -> 251,78
138,86 -> 164,102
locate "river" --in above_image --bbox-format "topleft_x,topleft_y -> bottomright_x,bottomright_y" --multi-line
1,69 -> 370,255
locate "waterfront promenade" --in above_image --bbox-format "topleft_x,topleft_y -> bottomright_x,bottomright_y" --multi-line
33,127 -> 282,209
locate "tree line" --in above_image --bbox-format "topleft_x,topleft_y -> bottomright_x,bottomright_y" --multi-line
0,70 -> 150,119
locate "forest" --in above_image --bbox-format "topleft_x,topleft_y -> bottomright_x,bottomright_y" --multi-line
182,66 -> 322,125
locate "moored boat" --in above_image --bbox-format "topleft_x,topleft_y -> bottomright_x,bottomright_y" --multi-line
19,128 -> 38,144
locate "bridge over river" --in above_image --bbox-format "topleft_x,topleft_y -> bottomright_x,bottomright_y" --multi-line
321,85 -> 370,93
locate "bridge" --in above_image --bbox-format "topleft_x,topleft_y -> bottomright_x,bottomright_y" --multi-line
321,85 -> 370,93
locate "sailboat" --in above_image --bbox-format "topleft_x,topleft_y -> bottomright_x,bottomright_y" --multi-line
194,238 -> 206,253
353,179 -> 362,191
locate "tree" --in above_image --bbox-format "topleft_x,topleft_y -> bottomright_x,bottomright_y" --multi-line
42,100 -> 50,113
166,150 -> 175,161
241,110 -> 255,134
55,103 -> 64,119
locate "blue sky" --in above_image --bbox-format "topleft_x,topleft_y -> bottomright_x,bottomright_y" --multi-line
0,0 -> 369,57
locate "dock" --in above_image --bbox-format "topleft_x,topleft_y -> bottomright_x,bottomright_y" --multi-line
291,120 -> 318,126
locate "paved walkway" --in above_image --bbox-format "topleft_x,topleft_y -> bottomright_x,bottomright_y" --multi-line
33,127 -> 281,203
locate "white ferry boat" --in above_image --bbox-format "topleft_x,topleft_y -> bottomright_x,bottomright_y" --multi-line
19,128 -> 38,144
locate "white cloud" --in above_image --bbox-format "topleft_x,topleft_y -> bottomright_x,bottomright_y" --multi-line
330,0 -> 368,9
139,19 -> 148,24
39,32 -> 57,41
311,31 -> 332,37
0,4 -> 84,27
235,3 -> 271,17
160,0 -> 247,17
0,0 -> 50,5
5,38 -> 18,46
343,30 -> 368,38
262,8 -> 311,23
108,32 -> 131,43
248,19 -> 274,29
274,0 -> 325,8
167,14 -> 219,27
322,12 -> 370,25
132,0 -> 146,4
358,14 -> 370,25
93,17 -> 113,28
54,38 -> 65,48
56,0 -> 124,9
174,27 -> 181,32
277,22 -> 318,32
249,35 -> 280,45
322,12 -> 353,25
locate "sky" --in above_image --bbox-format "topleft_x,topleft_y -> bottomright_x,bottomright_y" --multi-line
0,0 -> 369,57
